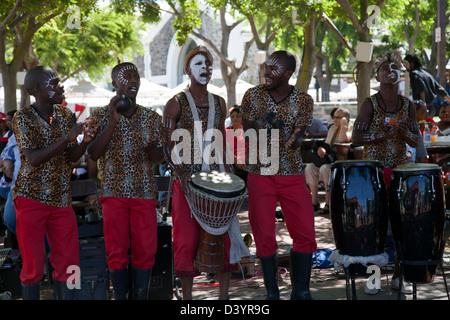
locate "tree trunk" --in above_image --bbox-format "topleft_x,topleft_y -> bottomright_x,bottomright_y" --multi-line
356,60 -> 373,108
355,31 -> 373,109
1,65 -> 19,113
315,52 -> 332,102
225,72 -> 238,107
295,16 -> 317,92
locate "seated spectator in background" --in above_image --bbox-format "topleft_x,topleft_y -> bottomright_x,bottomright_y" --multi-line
435,101 -> 450,165
4,110 -> 16,138
224,105 -> 239,128
415,99 -> 437,135
304,117 -> 328,138
437,101 -> 450,136
305,108 -> 352,214
327,107 -> 338,129
0,119 -> 8,137
1,134 -> 20,235
414,99 -> 433,163
225,107 -> 247,184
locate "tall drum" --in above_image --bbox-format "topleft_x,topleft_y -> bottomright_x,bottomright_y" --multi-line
186,170 -> 247,273
330,160 -> 388,257
389,164 -> 446,283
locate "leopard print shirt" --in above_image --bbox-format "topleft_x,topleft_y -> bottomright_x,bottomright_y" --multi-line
241,85 -> 313,175
161,91 -> 223,176
12,105 -> 78,207
363,94 -> 409,167
90,105 -> 162,199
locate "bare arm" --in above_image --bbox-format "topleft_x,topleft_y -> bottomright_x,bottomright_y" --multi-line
398,100 -> 421,148
337,117 -> 352,143
218,96 -> 233,173
24,122 -> 84,167
162,96 -> 192,194
351,99 -> 396,146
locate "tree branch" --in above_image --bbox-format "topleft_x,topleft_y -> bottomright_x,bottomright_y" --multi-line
0,0 -> 22,38
321,12 -> 356,57
336,0 -> 365,35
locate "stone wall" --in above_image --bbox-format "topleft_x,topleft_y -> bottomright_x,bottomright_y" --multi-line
150,17 -> 176,77
313,101 -> 359,122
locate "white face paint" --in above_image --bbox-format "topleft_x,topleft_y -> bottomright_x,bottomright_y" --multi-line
388,62 -> 401,84
117,64 -> 138,86
42,72 -> 60,99
378,61 -> 400,85
189,54 -> 212,85
265,56 -> 284,78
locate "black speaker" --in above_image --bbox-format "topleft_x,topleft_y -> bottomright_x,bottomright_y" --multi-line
75,237 -> 108,300
148,221 -> 173,300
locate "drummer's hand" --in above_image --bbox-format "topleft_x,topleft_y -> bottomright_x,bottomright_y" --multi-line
181,172 -> 191,195
286,127 -> 302,150
396,118 -> 409,137
317,147 -> 326,158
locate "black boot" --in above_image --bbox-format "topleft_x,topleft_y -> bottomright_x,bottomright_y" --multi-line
259,254 -> 280,300
109,268 -> 129,300
21,283 -> 40,300
132,268 -> 152,300
53,280 -> 75,300
289,250 -> 314,300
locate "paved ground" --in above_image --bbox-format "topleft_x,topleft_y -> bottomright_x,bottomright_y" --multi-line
185,197 -> 450,301
1,195 -> 449,302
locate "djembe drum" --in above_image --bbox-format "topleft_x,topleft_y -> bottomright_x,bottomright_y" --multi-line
330,160 -> 388,257
389,164 -> 446,283
186,170 -> 247,273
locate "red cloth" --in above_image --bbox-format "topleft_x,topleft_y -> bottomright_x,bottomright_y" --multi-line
247,173 -> 317,257
171,179 -> 235,277
225,125 -> 247,164
101,197 -> 157,270
14,196 -> 79,285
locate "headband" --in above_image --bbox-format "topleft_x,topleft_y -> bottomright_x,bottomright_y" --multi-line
183,46 -> 213,74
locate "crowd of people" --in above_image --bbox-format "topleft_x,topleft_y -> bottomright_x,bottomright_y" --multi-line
0,45 -> 449,301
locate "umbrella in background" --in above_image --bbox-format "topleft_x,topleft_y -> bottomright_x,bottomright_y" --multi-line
137,78 -> 172,109
64,79 -> 114,120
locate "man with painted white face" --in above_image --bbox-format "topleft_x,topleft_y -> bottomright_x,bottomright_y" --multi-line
13,66 -> 98,299
352,51 -> 421,295
88,62 -> 163,300
241,50 -> 317,300
162,46 -> 246,300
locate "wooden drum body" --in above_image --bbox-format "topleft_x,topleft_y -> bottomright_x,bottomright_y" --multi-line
186,170 -> 247,273
389,164 -> 446,283
330,160 -> 388,257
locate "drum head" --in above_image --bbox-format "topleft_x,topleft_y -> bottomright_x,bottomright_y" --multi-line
394,163 -> 440,172
331,159 -> 382,169
190,170 -> 246,198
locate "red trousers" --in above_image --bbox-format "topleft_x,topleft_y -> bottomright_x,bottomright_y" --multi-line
383,167 -> 394,189
101,197 -> 157,271
14,196 -> 79,285
171,179 -> 236,277
247,173 -> 317,257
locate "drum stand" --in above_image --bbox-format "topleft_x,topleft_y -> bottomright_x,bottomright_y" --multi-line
343,263 -> 390,300
397,261 -> 450,300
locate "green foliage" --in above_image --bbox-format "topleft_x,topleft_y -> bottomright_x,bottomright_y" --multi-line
170,0 -> 201,45
33,8 -> 144,81
110,0 -> 161,23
